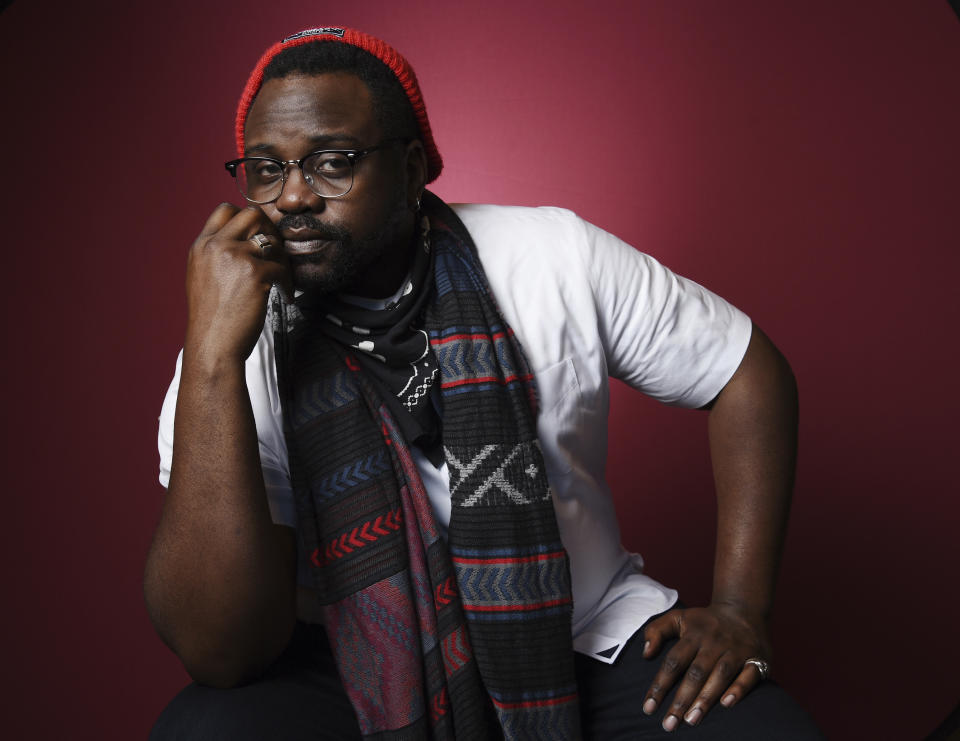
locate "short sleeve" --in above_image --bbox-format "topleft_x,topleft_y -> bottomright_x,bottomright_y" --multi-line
156,329 -> 297,527
584,220 -> 752,408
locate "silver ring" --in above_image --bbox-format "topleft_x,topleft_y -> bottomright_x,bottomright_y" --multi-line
250,233 -> 271,252
744,658 -> 770,680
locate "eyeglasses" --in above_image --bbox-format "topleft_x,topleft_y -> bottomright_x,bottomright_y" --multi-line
224,139 -> 402,204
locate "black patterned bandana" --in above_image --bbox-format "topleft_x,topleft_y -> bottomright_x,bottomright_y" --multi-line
272,192 -> 580,739
296,221 -> 443,464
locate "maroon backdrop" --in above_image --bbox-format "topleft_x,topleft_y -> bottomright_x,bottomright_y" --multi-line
2,1 -> 957,738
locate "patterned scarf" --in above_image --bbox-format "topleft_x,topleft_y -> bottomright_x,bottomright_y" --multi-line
272,193 -> 580,739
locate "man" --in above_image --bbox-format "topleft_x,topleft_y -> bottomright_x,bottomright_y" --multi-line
146,27 -> 823,740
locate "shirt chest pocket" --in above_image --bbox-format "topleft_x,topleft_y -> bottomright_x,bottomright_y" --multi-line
533,357 -> 583,484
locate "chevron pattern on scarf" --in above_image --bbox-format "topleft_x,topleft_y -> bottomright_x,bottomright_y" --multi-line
274,192 -> 580,739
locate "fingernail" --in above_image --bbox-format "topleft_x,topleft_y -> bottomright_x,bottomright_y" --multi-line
662,714 -> 679,732
643,640 -> 650,654
685,707 -> 702,725
722,693 -> 736,707
643,698 -> 657,715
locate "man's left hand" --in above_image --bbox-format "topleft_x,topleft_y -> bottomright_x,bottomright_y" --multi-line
640,604 -> 771,731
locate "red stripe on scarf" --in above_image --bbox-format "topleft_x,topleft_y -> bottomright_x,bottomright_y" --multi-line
462,597 -> 571,612
491,693 -> 579,710
430,330 -> 511,345
452,551 -> 566,566
441,373 -> 533,389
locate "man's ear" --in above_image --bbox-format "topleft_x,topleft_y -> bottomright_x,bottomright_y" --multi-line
404,139 -> 428,211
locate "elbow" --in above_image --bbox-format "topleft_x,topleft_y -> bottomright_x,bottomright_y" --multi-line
143,566 -> 294,690
180,650 -> 269,689
166,625 -> 292,689
175,608 -> 297,687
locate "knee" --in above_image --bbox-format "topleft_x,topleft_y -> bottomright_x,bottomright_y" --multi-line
150,677 -> 361,741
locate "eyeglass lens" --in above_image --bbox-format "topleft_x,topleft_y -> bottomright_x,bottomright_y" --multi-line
236,152 -> 355,202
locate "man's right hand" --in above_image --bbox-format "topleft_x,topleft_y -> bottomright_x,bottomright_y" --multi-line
185,203 -> 292,365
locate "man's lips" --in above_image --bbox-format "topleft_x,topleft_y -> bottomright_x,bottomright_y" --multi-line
281,232 -> 341,256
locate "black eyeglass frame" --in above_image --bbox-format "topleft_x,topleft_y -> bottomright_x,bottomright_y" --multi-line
224,138 -> 405,204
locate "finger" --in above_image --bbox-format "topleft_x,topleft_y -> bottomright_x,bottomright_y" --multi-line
244,234 -> 293,298
246,232 -> 278,258
719,662 -> 764,709
208,212 -> 281,263
198,202 -> 242,239
643,609 -> 683,658
680,652 -> 740,727
641,637 -> 697,720
210,204 -> 274,243
660,645 -> 727,731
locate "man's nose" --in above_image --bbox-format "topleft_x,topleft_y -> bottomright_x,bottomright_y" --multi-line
276,166 -> 325,213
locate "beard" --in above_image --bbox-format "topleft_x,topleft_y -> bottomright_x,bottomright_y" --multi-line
278,214 -> 363,295
278,203 -> 409,297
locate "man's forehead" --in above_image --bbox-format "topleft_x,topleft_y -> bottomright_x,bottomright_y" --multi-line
244,73 -> 378,151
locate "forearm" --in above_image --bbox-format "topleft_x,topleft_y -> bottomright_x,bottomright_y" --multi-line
707,324 -> 798,621
144,352 -> 296,687
640,324 -> 797,723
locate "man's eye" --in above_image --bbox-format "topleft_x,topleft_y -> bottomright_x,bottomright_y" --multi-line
250,161 -> 283,181
308,154 -> 351,178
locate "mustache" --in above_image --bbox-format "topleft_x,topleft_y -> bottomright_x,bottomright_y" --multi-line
277,214 -> 351,242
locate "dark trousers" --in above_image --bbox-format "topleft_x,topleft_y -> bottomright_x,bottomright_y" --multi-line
152,622 -> 824,740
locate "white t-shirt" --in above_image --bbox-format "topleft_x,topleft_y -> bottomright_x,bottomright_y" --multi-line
158,204 -> 752,664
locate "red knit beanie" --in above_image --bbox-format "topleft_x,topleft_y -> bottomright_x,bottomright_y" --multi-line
235,27 -> 442,183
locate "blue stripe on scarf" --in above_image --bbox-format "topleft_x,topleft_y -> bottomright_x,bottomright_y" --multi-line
449,543 -> 565,558
429,324 -> 507,339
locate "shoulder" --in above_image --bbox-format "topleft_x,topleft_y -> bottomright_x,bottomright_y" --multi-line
449,203 -> 606,289
449,202 -> 665,305
450,203 -> 588,254
449,202 -> 654,270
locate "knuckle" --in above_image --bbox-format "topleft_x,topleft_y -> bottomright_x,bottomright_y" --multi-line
685,663 -> 709,683
201,232 -> 229,252
662,655 -> 684,675
715,659 -> 736,680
